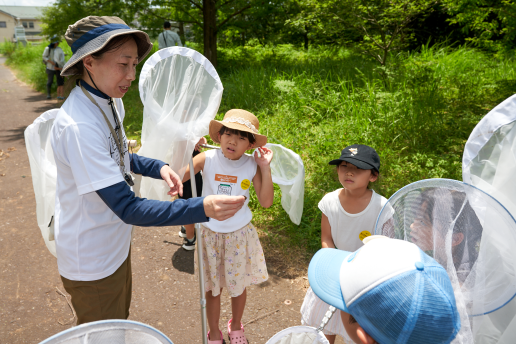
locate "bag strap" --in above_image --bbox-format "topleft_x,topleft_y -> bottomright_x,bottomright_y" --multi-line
80,85 -> 126,172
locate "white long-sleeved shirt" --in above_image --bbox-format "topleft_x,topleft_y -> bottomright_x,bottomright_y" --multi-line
158,30 -> 182,49
43,46 -> 65,71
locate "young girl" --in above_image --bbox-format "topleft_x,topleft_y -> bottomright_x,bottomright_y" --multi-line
300,144 -> 388,344
184,109 -> 274,344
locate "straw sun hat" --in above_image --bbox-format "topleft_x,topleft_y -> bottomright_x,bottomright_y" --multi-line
61,16 -> 153,76
209,109 -> 267,147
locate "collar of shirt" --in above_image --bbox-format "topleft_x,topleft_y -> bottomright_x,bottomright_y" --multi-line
80,79 -> 110,99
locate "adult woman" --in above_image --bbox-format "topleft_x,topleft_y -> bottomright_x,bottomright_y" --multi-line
51,16 -> 245,325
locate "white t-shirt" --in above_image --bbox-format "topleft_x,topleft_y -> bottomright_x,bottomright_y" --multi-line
318,189 -> 388,252
202,149 -> 257,233
51,86 -> 131,281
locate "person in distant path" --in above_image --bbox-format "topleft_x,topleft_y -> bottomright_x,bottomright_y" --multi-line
158,21 -> 182,49
42,35 -> 65,100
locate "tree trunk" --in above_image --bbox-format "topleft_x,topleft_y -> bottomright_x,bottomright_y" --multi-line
203,0 -> 218,66
178,22 -> 186,45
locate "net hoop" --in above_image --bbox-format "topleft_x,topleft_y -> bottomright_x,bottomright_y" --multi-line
39,319 -> 174,343
139,46 -> 222,102
265,326 -> 330,344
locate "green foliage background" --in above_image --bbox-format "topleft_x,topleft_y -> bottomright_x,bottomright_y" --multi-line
5,42 -> 515,257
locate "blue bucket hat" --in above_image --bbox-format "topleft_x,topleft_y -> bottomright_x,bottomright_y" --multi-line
61,16 -> 152,76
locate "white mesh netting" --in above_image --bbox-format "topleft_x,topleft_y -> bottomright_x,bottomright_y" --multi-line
266,326 -> 330,344
24,108 -> 59,257
375,179 -> 516,344
39,320 -> 173,343
463,94 -> 516,219
137,47 -> 223,201
266,306 -> 335,344
263,144 -> 305,225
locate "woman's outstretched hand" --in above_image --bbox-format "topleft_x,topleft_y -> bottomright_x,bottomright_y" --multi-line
203,195 -> 246,221
160,165 -> 184,197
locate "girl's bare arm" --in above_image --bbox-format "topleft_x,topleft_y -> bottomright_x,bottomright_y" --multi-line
321,214 -> 335,248
252,147 -> 274,208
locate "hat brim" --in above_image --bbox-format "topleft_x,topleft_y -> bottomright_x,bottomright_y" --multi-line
308,248 -> 352,312
61,29 -> 153,77
329,157 -> 376,170
209,119 -> 267,147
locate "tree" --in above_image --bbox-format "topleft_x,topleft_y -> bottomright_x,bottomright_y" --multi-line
335,0 -> 437,65
443,0 -> 516,51
154,0 -> 255,66
288,0 -> 436,65
132,5 -> 193,42
40,0 -> 136,38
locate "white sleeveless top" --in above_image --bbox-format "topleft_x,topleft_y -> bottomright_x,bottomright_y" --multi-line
318,189 -> 388,251
202,149 -> 257,233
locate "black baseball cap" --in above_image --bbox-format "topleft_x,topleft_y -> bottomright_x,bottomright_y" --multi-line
329,144 -> 380,172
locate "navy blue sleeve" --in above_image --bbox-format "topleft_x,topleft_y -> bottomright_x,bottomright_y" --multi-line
130,153 -> 166,179
96,181 -> 208,226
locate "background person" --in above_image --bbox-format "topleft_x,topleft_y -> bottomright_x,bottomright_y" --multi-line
308,236 -> 461,344
301,144 -> 387,344
42,35 -> 65,100
158,21 -> 182,49
53,16 -> 245,325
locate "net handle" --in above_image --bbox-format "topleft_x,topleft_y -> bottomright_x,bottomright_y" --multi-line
189,157 -> 208,344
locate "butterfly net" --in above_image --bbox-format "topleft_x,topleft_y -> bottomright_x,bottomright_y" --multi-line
463,94 -> 516,219
375,179 -> 516,344
265,306 -> 333,344
137,47 -> 223,201
39,319 -> 173,344
24,108 -> 59,257
264,144 -> 305,225
265,326 -> 330,344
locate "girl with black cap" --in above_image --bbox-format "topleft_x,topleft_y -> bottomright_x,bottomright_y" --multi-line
300,144 -> 388,344
51,16 -> 245,325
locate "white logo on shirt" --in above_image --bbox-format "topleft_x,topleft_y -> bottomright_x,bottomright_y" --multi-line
108,131 -> 128,174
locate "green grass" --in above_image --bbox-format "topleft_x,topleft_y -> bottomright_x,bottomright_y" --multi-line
7,42 -> 516,261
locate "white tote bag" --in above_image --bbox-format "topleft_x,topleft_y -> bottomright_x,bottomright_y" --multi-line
24,108 -> 59,257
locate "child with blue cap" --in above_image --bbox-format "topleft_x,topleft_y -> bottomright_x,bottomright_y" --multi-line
308,235 -> 461,344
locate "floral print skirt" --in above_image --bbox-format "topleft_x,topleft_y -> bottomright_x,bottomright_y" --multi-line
200,222 -> 268,298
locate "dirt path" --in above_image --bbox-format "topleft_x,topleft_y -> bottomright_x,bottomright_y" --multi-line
0,58 -> 323,344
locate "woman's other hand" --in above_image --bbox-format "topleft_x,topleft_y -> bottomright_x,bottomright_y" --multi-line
195,136 -> 208,152
203,195 -> 246,221
160,165 -> 183,197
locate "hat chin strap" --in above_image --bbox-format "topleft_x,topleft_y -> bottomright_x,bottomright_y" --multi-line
85,69 -> 109,99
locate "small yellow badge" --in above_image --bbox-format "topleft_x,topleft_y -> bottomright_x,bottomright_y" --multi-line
359,230 -> 371,241
241,179 -> 251,190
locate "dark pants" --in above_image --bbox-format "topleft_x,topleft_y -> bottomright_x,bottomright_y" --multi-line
46,69 -> 64,96
61,249 -> 132,325
179,149 -> 203,199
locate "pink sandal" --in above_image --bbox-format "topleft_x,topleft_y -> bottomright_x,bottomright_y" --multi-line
208,330 -> 226,344
227,319 -> 248,343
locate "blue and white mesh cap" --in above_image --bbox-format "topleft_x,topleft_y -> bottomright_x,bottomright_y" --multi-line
308,236 -> 461,344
